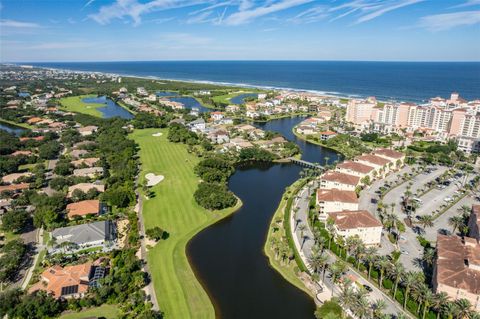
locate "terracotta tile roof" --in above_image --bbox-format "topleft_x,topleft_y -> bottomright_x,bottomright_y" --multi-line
317,188 -> 358,203
372,148 -> 404,159
435,234 -> 480,295
67,183 -> 105,197
71,157 -> 100,168
29,262 -> 92,298
328,210 -> 382,229
10,150 -> 32,156
355,154 -> 391,166
27,117 -> 43,124
0,183 -> 30,193
337,161 -> 375,174
66,200 -> 100,219
2,172 -> 32,184
321,171 -> 360,186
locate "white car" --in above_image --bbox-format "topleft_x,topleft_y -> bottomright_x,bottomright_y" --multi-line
444,197 -> 452,202
401,250 -> 409,255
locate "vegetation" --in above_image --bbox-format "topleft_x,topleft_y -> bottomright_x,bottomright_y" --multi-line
59,95 -> 105,117
130,128 -> 241,319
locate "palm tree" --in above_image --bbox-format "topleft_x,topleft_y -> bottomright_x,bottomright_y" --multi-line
376,256 -> 390,287
298,224 -> 307,249
448,215 -> 464,234
326,218 -> 335,250
432,292 -> 449,319
388,260 -> 405,300
329,260 -> 348,296
442,301 -> 459,319
418,215 -> 434,231
372,299 -> 387,319
338,285 -> 356,318
365,247 -> 377,279
455,299 -> 472,319
421,286 -> 434,319
402,271 -> 420,309
422,248 -> 436,269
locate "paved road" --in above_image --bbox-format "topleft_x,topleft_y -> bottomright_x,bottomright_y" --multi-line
293,183 -> 413,318
21,228 -> 45,290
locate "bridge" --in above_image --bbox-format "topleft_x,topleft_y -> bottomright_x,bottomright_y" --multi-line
287,157 -> 323,169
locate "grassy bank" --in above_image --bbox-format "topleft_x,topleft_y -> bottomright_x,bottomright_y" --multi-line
264,179 -> 313,298
130,128 -> 242,319
291,126 -> 348,158
59,95 -> 105,117
0,118 -> 33,129
59,304 -> 119,319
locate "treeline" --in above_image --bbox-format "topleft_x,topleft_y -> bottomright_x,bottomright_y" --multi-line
193,157 -> 237,210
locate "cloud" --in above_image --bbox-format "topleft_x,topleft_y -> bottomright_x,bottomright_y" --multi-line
419,10 -> 480,31
329,0 -> 425,24
451,0 -> 480,8
89,0 -> 205,26
223,0 -> 313,25
289,5 -> 328,24
82,0 -> 96,9
0,19 -> 41,28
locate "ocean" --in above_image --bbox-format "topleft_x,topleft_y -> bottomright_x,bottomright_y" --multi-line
27,61 -> 480,102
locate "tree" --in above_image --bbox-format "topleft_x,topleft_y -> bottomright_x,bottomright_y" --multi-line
418,215 -> 434,231
455,299 -> 473,319
194,182 -> 237,210
402,271 -> 422,309
376,256 -> 390,287
388,260 -> 405,300
432,292 -> 449,319
365,246 -> 377,279
448,215 -> 464,234
145,226 -> 168,241
328,260 -> 348,296
421,285 -> 434,319
1,209 -> 30,233
372,299 -> 387,319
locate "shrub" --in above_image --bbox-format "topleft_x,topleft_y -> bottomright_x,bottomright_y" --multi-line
194,182 -> 237,210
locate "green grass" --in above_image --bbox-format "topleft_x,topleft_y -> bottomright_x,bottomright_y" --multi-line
130,128 -> 242,319
59,95 -> 105,117
212,91 -> 256,104
264,180 -> 313,298
0,118 -> 33,129
59,304 -> 120,319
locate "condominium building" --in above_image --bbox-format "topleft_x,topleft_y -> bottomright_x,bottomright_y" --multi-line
316,188 -> 359,221
346,97 -> 377,125
327,210 -> 382,246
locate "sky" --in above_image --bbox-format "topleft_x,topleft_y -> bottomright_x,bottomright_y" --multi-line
0,0 -> 479,62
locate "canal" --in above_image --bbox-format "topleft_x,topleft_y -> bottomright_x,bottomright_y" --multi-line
187,116 -> 341,319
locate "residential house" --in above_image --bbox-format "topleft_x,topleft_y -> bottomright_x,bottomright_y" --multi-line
208,129 -> 230,144
71,157 -> 100,168
433,235 -> 480,311
50,220 -> 116,253
316,188 -> 359,221
327,210 -> 383,245
73,167 -> 104,178
211,111 -> 225,121
0,183 -> 30,194
319,131 -> 337,141
297,126 -> 316,135
66,200 -> 102,219
77,126 -> 98,136
320,171 -> 360,191
2,172 -> 32,184
70,149 -> 88,159
67,183 -> 105,198
188,118 -> 206,132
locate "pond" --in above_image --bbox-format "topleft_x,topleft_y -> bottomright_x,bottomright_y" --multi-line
0,121 -> 27,136
156,91 -> 179,97
81,96 -> 134,119
230,93 -> 258,105
188,116 -> 341,319
168,96 -> 213,113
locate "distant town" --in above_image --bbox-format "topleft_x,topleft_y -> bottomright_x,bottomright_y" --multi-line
0,64 -> 479,319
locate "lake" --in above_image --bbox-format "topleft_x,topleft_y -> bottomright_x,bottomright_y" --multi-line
81,96 -> 134,119
230,93 -> 258,105
0,121 -> 27,136
188,116 -> 341,319
168,96 -> 212,113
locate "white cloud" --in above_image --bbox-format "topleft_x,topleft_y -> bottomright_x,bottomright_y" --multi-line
289,5 -> 328,24
83,0 -> 96,9
89,0 -> 206,26
451,0 -> 480,8
0,19 -> 41,28
419,10 -> 480,31
223,0 -> 313,25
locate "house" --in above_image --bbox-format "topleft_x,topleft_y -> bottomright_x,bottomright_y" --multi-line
316,188 -> 359,221
187,118 -> 206,132
372,148 -> 405,168
27,117 -> 43,125
211,112 -> 225,121
66,200 -> 102,219
468,205 -> 480,241
336,161 -> 376,180
320,171 -> 360,191
225,105 -> 240,113
29,260 -> 106,299
208,129 -> 230,144
236,124 -> 256,133
2,172 -> 32,184
327,210 -> 382,245
354,154 -> 392,176
73,167 -> 104,178
50,220 -> 116,253
246,110 -> 259,118
0,183 -> 30,194
10,150 -> 32,157
319,131 -> 337,141
433,235 -> 480,311
77,125 -> 98,136
67,183 -> 105,198
71,157 -> 100,168
297,126 -> 316,135
70,149 -> 88,159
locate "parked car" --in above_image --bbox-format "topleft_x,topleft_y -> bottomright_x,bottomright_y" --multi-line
363,284 -> 373,292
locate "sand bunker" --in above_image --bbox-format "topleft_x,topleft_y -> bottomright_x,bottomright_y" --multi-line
146,173 -> 164,186
152,132 -> 163,137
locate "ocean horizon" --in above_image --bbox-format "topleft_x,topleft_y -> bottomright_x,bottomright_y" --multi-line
22,60 -> 480,102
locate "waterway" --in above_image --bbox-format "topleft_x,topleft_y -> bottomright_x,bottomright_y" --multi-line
0,121 -> 27,136
81,96 -> 134,119
230,93 -> 258,105
188,116 -> 341,319
168,96 -> 212,113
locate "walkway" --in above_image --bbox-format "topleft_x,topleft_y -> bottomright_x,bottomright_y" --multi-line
291,181 -> 414,318
288,157 -> 323,169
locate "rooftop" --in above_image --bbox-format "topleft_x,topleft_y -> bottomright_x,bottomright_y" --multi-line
355,154 -> 391,166
337,161 -> 375,174
321,171 -> 360,186
66,200 -> 101,219
328,210 -> 382,229
317,188 -> 358,203
372,148 -> 404,159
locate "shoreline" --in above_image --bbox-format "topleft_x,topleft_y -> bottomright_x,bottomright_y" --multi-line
291,125 -> 349,159
11,63 -> 421,104
0,118 -> 33,130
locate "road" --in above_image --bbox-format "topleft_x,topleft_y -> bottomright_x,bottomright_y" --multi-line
292,182 -> 413,318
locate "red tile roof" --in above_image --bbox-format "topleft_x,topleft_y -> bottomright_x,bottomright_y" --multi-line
321,171 -> 360,186
328,210 -> 382,229
66,200 -> 100,219
317,188 -> 358,203
337,161 -> 375,174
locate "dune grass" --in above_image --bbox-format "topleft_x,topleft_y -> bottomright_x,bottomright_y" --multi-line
130,128 -> 241,319
59,304 -> 120,319
59,95 -> 105,117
